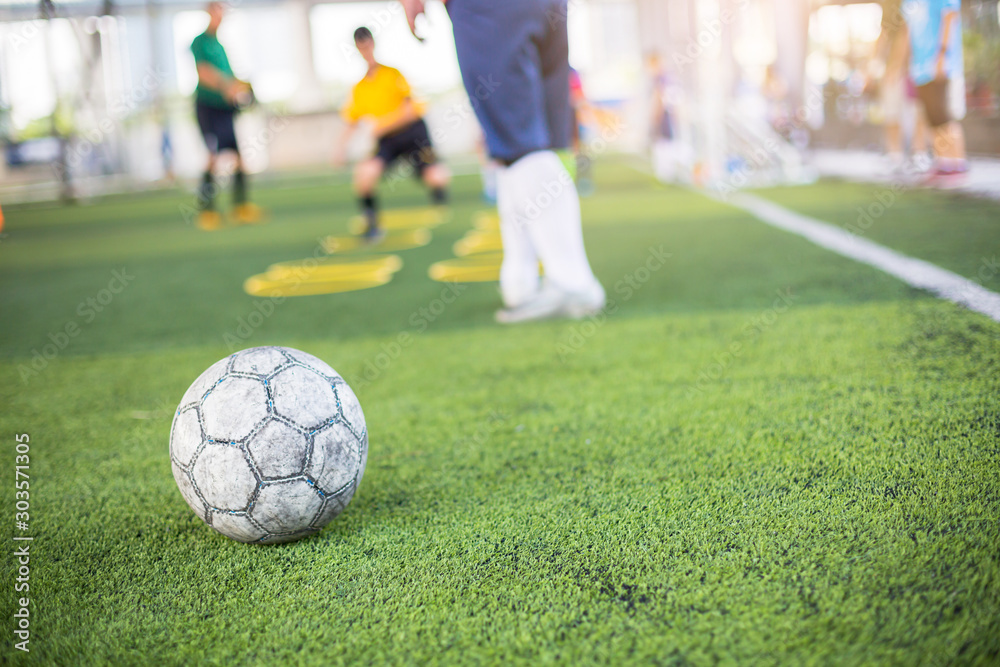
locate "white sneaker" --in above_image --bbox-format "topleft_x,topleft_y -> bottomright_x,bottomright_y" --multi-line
495,286 -> 605,325
884,153 -> 906,175
908,153 -> 933,174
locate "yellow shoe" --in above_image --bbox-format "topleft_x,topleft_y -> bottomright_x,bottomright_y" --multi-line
233,203 -> 265,225
197,210 -> 223,231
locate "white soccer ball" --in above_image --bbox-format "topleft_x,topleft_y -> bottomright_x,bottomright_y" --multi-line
169,346 -> 367,544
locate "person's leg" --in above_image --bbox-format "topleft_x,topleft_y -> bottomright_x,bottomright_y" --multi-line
883,121 -> 905,173
885,123 -> 903,156
537,6 -> 573,155
195,102 -> 224,230
449,0 -> 547,306
881,76 -> 904,165
934,121 -> 967,165
913,108 -> 928,153
910,104 -> 932,170
917,78 -> 968,185
507,3 -> 602,302
421,164 -> 450,204
408,119 -> 450,204
195,102 -> 218,211
354,157 -> 385,236
947,122 -> 966,161
232,153 -> 246,205
198,154 -> 217,211
504,151 -> 602,300
449,0 -> 604,316
448,0 -> 549,165
228,151 -> 264,223
496,167 -> 540,307
941,75 -> 968,170
217,111 -> 262,223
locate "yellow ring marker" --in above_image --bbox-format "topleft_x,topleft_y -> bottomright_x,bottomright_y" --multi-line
244,275 -> 394,297
473,210 -> 500,232
321,228 -> 431,254
429,254 -> 504,283
348,207 -> 448,234
453,230 -> 503,257
265,255 -> 403,281
244,255 -> 403,296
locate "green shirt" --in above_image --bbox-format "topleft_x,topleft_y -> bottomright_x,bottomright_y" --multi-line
191,32 -> 234,109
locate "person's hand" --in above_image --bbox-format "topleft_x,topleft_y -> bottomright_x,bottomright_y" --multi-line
399,0 -> 427,42
224,79 -> 251,104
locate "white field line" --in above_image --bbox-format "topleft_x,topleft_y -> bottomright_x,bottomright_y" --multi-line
724,192 -> 1000,322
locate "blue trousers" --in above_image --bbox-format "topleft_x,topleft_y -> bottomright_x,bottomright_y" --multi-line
447,0 -> 572,164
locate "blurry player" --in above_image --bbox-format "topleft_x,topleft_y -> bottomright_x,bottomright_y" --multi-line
333,27 -> 451,241
903,0 -> 968,187
191,1 -> 260,230
400,0 -> 605,324
874,18 -> 909,172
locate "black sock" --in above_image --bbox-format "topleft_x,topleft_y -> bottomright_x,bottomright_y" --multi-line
233,168 -> 247,206
197,171 -> 215,211
360,195 -> 378,232
430,187 -> 447,205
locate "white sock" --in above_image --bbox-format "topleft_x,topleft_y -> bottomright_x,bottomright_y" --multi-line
497,165 -> 540,308
498,150 -> 604,305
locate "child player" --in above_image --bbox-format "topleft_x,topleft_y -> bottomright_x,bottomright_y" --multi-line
902,0 -> 969,187
333,27 -> 451,240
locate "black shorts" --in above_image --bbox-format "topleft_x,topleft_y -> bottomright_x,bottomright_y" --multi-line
916,78 -> 951,128
196,100 -> 239,154
375,119 -> 437,175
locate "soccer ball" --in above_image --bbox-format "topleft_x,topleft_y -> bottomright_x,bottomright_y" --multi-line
169,346 -> 367,544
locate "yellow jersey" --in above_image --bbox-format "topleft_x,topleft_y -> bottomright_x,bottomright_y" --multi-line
342,65 -> 426,135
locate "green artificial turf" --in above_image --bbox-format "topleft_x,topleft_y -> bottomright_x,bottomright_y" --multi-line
755,180 -> 1000,284
1,162 -> 998,665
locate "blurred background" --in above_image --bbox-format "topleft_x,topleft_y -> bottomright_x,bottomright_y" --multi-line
0,0 -> 998,203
